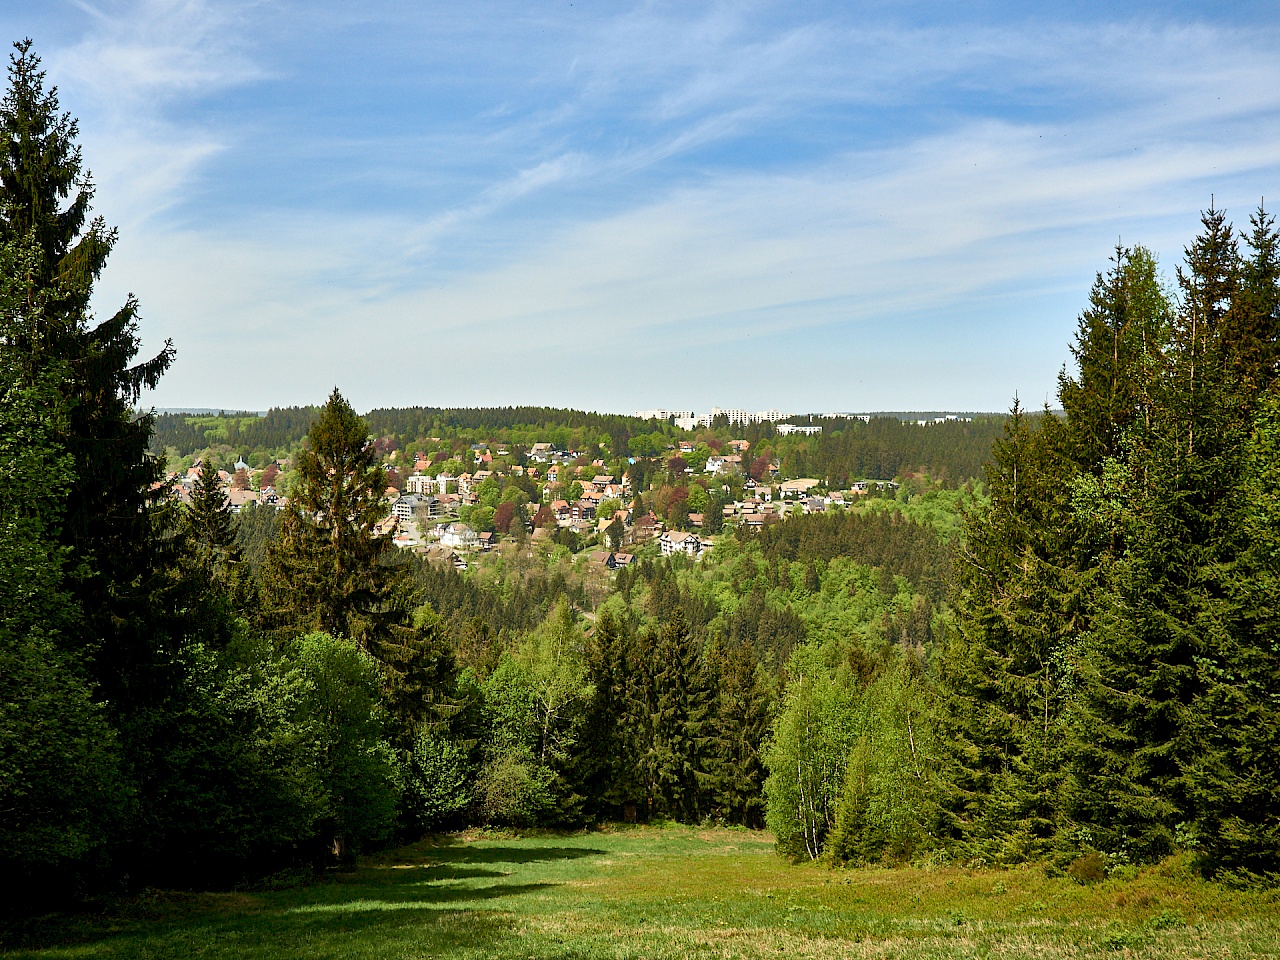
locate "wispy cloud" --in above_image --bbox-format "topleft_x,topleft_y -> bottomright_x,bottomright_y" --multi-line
5,1 -> 1277,411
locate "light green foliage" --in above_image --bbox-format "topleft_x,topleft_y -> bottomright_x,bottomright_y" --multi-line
825,666 -> 944,865
292,633 -> 402,852
477,475 -> 501,508
502,485 -> 531,506
514,601 -> 595,766
685,483 -> 709,514
764,641 -> 863,860
475,746 -> 555,826
404,732 -> 472,831
851,483 -> 980,541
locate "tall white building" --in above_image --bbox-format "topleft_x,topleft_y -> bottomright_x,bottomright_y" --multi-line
634,409 -> 694,422
697,407 -> 750,427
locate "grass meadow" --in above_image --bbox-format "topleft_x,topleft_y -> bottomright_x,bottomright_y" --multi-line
4,826 -> 1278,959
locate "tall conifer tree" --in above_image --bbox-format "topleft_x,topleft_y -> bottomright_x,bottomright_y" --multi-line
0,40 -> 174,709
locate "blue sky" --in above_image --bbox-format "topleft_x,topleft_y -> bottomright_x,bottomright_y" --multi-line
6,1 -> 1279,414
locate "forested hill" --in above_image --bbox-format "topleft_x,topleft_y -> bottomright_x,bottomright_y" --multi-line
782,416 -> 1006,483
149,406 -> 322,455
152,404 -> 1010,486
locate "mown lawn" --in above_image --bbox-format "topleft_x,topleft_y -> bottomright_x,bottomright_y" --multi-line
5,826 -> 1278,959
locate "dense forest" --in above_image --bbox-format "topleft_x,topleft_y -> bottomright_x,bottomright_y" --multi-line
3,38 -> 1279,921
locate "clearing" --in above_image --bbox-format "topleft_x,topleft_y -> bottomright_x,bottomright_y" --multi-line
5,826 -> 1278,959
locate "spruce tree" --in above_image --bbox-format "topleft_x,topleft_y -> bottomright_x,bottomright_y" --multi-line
261,388 -> 406,650
0,40 -> 175,709
0,224 -> 123,900
941,400 -> 1078,861
1063,207 -> 1258,861
1180,389 -> 1280,879
578,607 -> 643,818
699,636 -> 770,826
641,611 -> 712,821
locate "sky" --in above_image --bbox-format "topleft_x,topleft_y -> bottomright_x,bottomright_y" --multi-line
4,1 -> 1280,415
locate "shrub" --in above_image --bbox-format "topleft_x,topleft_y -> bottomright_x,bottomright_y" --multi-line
1068,851 -> 1108,884
405,732 -> 472,831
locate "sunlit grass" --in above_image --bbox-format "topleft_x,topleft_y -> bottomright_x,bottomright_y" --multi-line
4,825 -> 1278,959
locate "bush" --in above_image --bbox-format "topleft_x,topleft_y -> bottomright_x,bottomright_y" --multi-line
477,748 -> 554,826
405,732 -> 472,831
1068,851 -> 1108,884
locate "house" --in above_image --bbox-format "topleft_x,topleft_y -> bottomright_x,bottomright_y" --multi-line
688,512 -> 704,528
704,454 -> 743,474
550,499 -> 572,525
589,551 -> 635,570
477,531 -> 496,552
572,499 -> 597,521
632,511 -> 662,542
391,493 -> 435,522
660,530 -> 703,557
779,478 -> 821,498
440,523 -> 478,549
226,488 -> 258,513
803,496 -> 826,514
434,472 -> 455,494
424,544 -> 467,570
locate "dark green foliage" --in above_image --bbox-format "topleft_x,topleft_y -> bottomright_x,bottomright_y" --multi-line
234,500 -> 281,574
747,508 -> 954,600
639,612 -> 713,821
699,637 -> 770,826
261,389 -> 408,650
1180,388 -> 1280,881
941,205 -> 1280,877
0,335 -> 123,902
785,416 -> 1006,487
0,40 -> 175,713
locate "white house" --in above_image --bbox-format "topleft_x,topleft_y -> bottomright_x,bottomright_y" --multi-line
391,493 -> 436,522
660,530 -> 704,558
440,523 -> 478,549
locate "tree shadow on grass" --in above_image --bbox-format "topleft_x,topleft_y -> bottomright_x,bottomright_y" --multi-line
2,842 -> 607,958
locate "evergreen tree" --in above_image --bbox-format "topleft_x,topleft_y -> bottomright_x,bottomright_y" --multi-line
1179,389 -> 1280,880
699,636 -> 770,826
1058,246 -> 1170,469
940,400 -> 1078,862
0,230 -> 123,901
639,611 -> 712,821
0,40 -> 175,710
578,606 -> 643,818
261,388 -> 407,650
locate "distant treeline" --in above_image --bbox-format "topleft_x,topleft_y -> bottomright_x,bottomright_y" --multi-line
152,405 -> 1008,488
783,416 -> 1007,485
150,406 -> 322,456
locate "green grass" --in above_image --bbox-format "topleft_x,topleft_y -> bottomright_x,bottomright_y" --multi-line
5,826 -> 1278,959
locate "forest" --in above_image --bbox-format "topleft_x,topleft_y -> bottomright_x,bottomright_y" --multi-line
2,37 -> 1279,925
